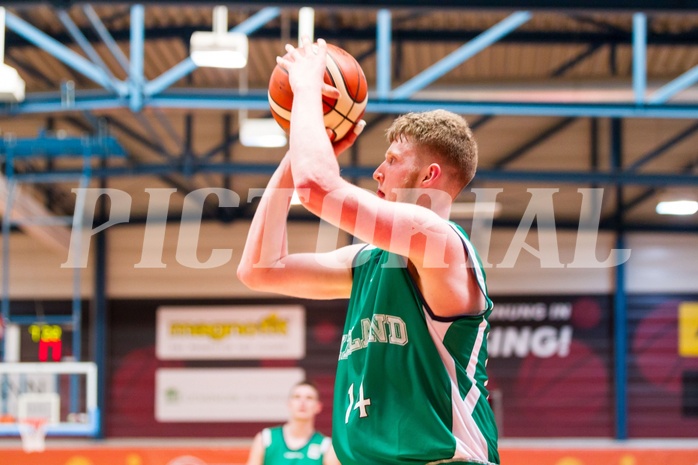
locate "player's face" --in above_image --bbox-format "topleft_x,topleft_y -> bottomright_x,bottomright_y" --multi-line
373,138 -> 425,203
288,384 -> 322,421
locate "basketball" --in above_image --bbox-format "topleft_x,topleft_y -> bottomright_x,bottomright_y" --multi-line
268,43 -> 368,142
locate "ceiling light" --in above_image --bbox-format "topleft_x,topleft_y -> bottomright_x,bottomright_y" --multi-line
0,63 -> 25,102
190,6 -> 248,69
240,118 -> 287,148
656,199 -> 698,216
0,7 -> 25,102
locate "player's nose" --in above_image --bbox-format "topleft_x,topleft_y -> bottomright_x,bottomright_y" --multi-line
373,165 -> 383,182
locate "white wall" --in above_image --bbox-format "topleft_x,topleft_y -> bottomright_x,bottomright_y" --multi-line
625,233 -> 698,293
0,233 -> 93,299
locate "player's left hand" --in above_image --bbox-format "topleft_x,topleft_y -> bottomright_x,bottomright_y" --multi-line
277,37 -> 339,98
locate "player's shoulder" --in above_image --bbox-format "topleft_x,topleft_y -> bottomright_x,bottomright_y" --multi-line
260,427 -> 276,446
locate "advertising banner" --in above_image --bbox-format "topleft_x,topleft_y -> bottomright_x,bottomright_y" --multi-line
1,444 -> 697,465
155,367 -> 305,422
156,306 -> 306,360
486,296 -> 613,437
627,296 -> 698,437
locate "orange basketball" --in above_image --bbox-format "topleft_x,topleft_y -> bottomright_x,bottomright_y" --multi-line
268,43 -> 368,142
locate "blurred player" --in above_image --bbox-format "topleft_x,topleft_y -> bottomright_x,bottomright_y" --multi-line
246,381 -> 340,465
238,37 -> 499,465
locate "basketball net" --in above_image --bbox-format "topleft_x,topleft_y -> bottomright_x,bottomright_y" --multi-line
18,418 -> 47,453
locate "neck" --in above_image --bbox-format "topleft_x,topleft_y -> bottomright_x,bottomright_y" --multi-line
415,188 -> 454,219
284,419 -> 314,438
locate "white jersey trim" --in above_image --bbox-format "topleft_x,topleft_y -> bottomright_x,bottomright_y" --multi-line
448,223 -> 493,312
422,307 -> 490,462
262,427 -> 272,447
321,436 -> 331,453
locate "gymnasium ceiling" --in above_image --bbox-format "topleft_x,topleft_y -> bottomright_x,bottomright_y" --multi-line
1,1 -> 698,240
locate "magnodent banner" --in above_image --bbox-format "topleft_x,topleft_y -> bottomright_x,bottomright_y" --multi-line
155,367 -> 305,422
156,305 -> 306,360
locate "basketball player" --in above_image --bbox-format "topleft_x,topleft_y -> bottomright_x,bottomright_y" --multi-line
246,381 -> 340,465
238,37 -> 499,465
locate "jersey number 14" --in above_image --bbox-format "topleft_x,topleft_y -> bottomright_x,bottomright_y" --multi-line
345,382 -> 371,423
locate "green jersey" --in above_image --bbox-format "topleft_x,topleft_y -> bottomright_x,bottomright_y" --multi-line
333,223 -> 499,465
262,426 -> 330,465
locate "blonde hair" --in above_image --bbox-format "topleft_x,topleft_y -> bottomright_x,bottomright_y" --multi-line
385,109 -> 478,190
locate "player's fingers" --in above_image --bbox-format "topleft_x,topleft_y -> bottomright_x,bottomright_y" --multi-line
315,38 -> 328,58
343,121 -> 366,146
332,121 -> 365,156
320,84 -> 340,99
300,35 -> 313,50
353,120 -> 367,136
284,43 -> 295,54
275,56 -> 291,69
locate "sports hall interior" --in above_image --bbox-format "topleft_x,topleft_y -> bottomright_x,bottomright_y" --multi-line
0,1 -> 697,464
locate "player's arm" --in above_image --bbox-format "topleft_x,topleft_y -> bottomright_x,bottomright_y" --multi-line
281,38 -> 485,317
237,154 -> 360,299
322,442 -> 341,465
293,177 -> 484,316
245,432 -> 265,465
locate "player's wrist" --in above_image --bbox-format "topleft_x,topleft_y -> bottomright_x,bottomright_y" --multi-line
291,81 -> 324,95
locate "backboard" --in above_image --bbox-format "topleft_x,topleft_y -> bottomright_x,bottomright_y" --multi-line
0,361 -> 99,437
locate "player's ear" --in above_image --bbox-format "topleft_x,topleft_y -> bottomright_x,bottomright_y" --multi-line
421,163 -> 441,186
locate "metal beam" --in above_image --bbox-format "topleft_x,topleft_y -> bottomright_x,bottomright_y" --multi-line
6,23 -> 698,49
0,174 -> 72,253
8,1 -> 698,11
550,43 -> 604,77
5,91 -> 698,119
492,117 -> 576,168
617,157 -> 698,216
391,11 -> 532,98
143,7 -> 281,98
628,121 -> 698,171
376,9 -> 392,99
129,4 -> 145,112
56,8 -> 116,84
649,64 -> 698,104
610,117 -> 628,441
632,13 -> 646,104
0,134 -> 126,158
10,161 -> 698,187
82,4 -> 130,74
5,11 -> 127,96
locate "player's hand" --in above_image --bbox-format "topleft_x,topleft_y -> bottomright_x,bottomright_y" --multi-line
277,36 -> 335,96
329,119 -> 366,157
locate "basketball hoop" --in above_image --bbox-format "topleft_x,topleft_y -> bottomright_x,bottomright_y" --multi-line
18,418 -> 47,453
